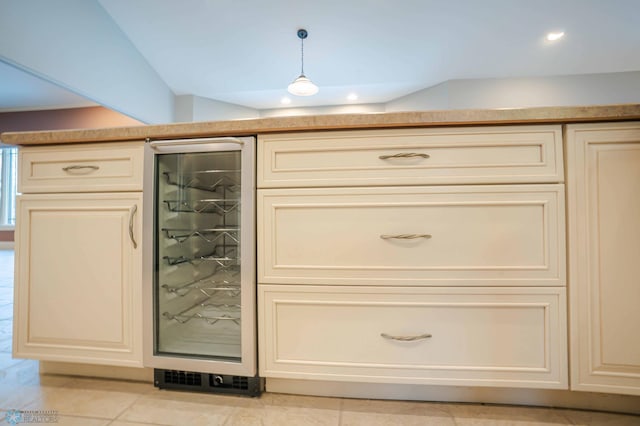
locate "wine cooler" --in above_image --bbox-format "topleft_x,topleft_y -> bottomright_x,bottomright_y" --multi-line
143,137 -> 260,395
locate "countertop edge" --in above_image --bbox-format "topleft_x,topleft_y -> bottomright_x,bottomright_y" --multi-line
2,104 -> 640,145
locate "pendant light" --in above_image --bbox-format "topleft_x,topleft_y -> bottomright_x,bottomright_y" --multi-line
287,29 -> 319,96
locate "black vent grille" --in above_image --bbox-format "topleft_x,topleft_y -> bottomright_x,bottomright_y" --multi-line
163,370 -> 202,387
232,375 -> 249,390
155,369 -> 262,396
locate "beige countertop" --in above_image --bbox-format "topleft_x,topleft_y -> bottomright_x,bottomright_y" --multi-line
2,104 -> 640,146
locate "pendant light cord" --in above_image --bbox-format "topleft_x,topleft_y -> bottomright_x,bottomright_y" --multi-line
296,28 -> 309,77
300,36 -> 305,75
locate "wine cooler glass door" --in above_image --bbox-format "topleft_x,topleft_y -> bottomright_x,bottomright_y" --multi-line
144,137 -> 255,376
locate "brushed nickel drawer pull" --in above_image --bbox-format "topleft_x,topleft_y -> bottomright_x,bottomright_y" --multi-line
62,165 -> 100,172
381,333 -> 432,341
380,234 -> 432,240
129,204 -> 138,249
379,153 -> 430,160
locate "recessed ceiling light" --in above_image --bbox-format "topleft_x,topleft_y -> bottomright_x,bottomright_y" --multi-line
280,97 -> 291,105
546,31 -> 565,41
347,93 -> 358,101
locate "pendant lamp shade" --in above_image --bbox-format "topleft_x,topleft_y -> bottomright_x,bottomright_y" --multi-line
288,74 -> 318,96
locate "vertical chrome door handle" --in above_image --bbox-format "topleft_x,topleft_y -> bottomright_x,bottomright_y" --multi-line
129,204 -> 138,249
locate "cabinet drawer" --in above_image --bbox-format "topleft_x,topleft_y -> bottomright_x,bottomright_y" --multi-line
258,125 -> 563,188
259,285 -> 568,388
19,142 -> 144,193
258,185 -> 565,286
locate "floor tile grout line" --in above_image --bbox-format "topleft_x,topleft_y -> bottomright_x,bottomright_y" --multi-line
52,413 -> 118,424
220,400 -> 240,426
93,385 -> 153,423
107,416 -> 163,426
557,408 -> 578,425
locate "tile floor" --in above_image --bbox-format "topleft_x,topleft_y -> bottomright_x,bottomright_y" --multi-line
1,249 -> 639,425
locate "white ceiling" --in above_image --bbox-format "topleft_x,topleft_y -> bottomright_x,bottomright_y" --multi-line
2,0 -> 639,112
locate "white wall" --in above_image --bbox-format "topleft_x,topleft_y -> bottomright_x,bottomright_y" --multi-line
181,72 -> 640,119
175,96 -> 384,121
175,95 -> 259,122
261,103 -> 385,118
387,71 -> 640,111
386,82 -> 450,111
0,0 -> 174,124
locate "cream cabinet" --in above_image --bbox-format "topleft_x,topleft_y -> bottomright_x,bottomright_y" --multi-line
566,122 -> 640,395
13,142 -> 144,367
19,142 -> 144,193
259,185 -> 565,286
260,285 -> 567,388
258,125 -> 563,187
258,125 -> 568,389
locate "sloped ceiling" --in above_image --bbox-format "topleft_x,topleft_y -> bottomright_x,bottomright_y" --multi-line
1,0 -> 639,117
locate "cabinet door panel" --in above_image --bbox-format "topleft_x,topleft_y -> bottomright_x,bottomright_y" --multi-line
567,122 -> 640,395
13,193 -> 143,367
